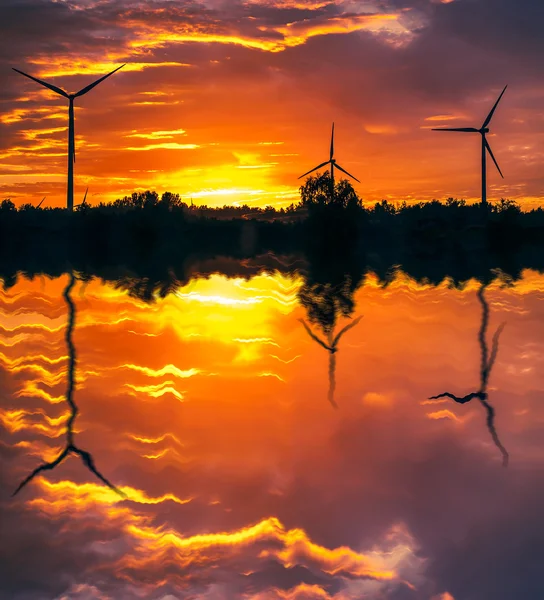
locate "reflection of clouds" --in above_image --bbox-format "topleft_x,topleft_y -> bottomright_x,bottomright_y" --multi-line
1,271 -> 544,598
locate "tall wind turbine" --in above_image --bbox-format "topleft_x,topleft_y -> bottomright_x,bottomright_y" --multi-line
12,65 -> 125,211
433,85 -> 507,206
299,123 -> 360,200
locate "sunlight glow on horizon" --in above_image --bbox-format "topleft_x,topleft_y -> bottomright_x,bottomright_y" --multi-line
1,0 -> 542,208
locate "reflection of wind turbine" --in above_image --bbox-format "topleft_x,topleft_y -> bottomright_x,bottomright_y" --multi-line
299,316 -> 362,409
432,86 -> 507,206
13,271 -> 126,498
298,123 -> 360,200
12,65 -> 125,211
428,282 -> 509,467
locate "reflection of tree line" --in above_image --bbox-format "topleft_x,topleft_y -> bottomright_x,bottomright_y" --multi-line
12,266 -> 512,498
3,177 -> 544,296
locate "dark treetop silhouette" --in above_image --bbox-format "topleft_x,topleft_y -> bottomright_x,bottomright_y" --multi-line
12,64 -> 125,212
433,86 -> 507,207
428,281 -> 509,467
12,271 -> 126,497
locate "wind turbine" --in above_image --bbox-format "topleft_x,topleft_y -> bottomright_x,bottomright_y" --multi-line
433,85 -> 507,206
298,123 -> 360,200
12,64 -> 125,212
75,187 -> 88,210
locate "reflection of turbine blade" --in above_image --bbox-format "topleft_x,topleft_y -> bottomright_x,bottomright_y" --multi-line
12,448 -> 70,496
13,272 -> 126,497
299,318 -> 331,351
73,446 -> 125,492
332,315 -> 363,348
428,391 -> 481,404
488,322 -> 506,375
327,352 -> 338,410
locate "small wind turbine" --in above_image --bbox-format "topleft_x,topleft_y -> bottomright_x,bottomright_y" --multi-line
433,86 -> 507,206
75,187 -> 88,210
298,123 -> 360,200
12,64 -> 125,212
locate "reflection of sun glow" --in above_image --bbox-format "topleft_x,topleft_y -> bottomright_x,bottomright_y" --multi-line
31,479 -> 193,507
120,364 -> 200,379
125,382 -> 185,402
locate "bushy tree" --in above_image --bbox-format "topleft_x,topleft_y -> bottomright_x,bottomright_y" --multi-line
299,172 -> 362,209
1,199 -> 16,211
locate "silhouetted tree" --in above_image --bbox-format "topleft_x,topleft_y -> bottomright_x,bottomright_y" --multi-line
299,173 -> 362,209
1,199 -> 16,212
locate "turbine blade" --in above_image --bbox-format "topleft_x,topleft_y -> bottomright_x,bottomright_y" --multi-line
432,127 -> 479,132
330,122 -> 335,160
74,64 -> 125,98
83,187 -> 88,203
12,68 -> 69,98
484,138 -> 504,178
37,196 -> 46,208
298,160 -> 331,179
482,85 -> 507,129
334,162 -> 360,183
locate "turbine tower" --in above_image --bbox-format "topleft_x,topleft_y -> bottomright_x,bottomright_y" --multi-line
433,85 -> 507,206
12,65 -> 125,211
298,123 -> 360,200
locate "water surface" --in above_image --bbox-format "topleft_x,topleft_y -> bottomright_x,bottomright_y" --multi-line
1,270 -> 543,599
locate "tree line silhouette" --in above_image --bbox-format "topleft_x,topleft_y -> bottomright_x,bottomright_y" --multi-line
1,175 -> 544,296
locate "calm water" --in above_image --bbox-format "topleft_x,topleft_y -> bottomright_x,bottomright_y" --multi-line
1,270 -> 543,600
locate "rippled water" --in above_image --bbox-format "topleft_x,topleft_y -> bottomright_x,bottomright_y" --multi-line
1,270 -> 543,599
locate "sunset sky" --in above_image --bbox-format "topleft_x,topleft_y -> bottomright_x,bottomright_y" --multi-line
2,0 -> 544,208
1,270 -> 543,598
